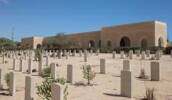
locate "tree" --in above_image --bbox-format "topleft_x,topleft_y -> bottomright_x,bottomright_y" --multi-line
0,37 -> 16,49
82,64 -> 96,85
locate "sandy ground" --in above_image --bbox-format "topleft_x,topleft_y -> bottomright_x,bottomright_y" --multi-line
0,53 -> 172,100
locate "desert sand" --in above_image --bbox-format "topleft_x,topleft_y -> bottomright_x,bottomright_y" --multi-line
0,53 -> 172,100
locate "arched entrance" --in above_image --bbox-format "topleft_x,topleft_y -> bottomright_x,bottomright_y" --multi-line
36,44 -> 42,49
89,40 -> 95,48
98,40 -> 101,48
158,37 -> 164,47
107,40 -> 112,48
120,36 -> 131,47
141,39 -> 147,49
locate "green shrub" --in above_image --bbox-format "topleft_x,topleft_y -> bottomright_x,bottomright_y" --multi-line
32,69 -> 37,72
37,77 -> 68,100
34,49 -> 42,61
42,67 -> 51,78
82,64 -> 96,85
4,73 -> 10,89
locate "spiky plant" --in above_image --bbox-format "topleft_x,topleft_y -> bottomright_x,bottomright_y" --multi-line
37,77 -> 68,100
143,88 -> 156,100
139,68 -> 147,79
82,64 -> 96,85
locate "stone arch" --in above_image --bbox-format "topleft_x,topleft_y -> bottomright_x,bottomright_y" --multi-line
141,39 -> 148,49
36,44 -> 42,49
120,36 -> 131,47
88,40 -> 95,48
107,40 -> 112,48
158,37 -> 164,47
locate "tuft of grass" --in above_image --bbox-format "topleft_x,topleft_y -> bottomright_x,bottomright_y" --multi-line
142,88 -> 156,100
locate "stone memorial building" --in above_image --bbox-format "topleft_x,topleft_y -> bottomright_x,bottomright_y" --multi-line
21,20 -> 167,49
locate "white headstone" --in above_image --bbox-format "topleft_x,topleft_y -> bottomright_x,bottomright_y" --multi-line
120,51 -> 125,59
123,60 -> 130,71
136,50 -> 140,57
19,58 -> 24,72
151,61 -> 160,81
84,50 -> 87,62
9,72 -> 16,96
100,59 -> 106,74
112,51 -> 116,59
146,50 -> 150,57
67,64 -> 73,83
129,50 -> 133,59
0,69 -> 2,89
121,70 -> 132,98
28,58 -> 32,74
141,51 -> 146,60
79,50 -> 82,57
50,63 -> 56,79
12,59 -> 16,70
38,59 -> 43,76
25,76 -> 34,100
51,83 -> 64,100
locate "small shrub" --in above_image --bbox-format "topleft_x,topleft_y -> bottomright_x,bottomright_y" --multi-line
5,61 -> 8,64
56,63 -> 59,67
4,73 -> 10,89
26,69 -> 38,73
82,64 -> 96,85
42,67 -> 51,78
37,77 -> 68,100
32,69 -> 37,72
34,49 -> 42,61
138,68 -> 148,79
142,88 -> 156,100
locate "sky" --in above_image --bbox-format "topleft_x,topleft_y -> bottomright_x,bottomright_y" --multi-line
0,0 -> 172,42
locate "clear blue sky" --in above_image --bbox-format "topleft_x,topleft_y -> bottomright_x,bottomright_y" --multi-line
0,0 -> 172,41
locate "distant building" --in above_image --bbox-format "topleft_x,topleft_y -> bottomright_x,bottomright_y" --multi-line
21,21 -> 167,49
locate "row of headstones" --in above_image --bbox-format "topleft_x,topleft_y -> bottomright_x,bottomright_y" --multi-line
0,62 -> 73,100
0,70 -> 35,100
1,48 -> 100,61
112,50 -> 163,60
12,56 -> 49,75
1,50 -> 33,59
50,59 -> 161,99
3,49 -> 170,65
0,58 -> 162,100
121,60 -> 160,98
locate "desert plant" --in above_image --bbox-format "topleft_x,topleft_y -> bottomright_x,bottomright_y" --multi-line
34,48 -> 42,61
4,73 -> 10,89
37,77 -> 68,100
42,67 -> 51,78
5,61 -> 8,64
26,69 -> 38,73
82,64 -> 96,85
142,88 -> 156,100
138,68 -> 148,79
32,69 -> 37,72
